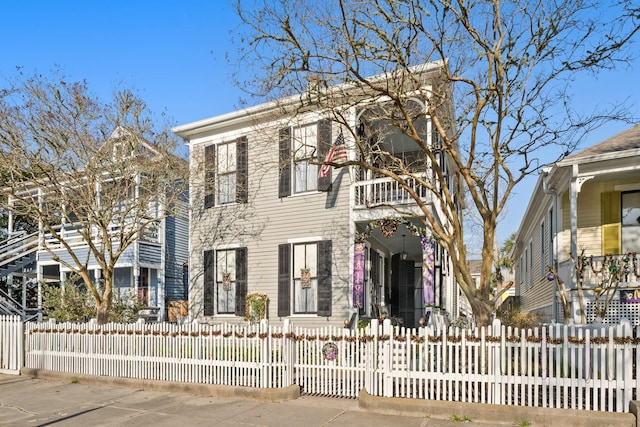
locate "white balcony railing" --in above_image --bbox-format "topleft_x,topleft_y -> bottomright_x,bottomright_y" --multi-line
354,175 -> 430,208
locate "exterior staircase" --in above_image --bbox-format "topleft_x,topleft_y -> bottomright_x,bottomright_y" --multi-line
0,232 -> 39,321
0,232 -> 38,279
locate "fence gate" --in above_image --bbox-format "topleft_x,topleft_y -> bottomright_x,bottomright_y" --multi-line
0,315 -> 23,374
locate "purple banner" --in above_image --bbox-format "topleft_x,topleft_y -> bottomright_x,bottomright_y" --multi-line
422,237 -> 435,305
353,243 -> 365,308
620,289 -> 640,303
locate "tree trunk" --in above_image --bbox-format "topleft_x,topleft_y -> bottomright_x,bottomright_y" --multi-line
468,295 -> 493,327
95,285 -> 113,325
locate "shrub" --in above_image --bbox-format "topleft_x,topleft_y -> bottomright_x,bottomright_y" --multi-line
497,305 -> 542,330
42,281 -> 146,323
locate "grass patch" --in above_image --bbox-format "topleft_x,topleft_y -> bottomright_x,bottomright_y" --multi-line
451,414 -> 471,422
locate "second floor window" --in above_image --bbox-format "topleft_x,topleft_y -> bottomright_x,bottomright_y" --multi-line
293,124 -> 318,193
217,141 -> 237,204
279,120 -> 333,197
204,136 -> 248,208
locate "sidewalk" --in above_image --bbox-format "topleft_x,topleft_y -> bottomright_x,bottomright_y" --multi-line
0,372 -> 635,427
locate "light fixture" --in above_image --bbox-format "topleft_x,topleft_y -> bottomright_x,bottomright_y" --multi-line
401,234 -> 407,260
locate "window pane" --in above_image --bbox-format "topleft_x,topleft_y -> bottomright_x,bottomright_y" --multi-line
218,174 -> 236,204
294,161 -> 308,193
622,191 -> 640,226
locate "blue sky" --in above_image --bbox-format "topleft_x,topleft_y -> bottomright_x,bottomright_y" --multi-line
1,1 -> 639,247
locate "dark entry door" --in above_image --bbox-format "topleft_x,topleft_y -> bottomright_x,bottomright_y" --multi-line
391,255 -> 418,328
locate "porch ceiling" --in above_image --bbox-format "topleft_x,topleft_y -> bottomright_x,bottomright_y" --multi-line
356,220 -> 425,260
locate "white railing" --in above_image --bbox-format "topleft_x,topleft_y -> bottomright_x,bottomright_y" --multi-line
0,231 -> 38,270
9,318 -> 640,412
578,254 -> 640,285
0,315 -> 23,374
43,219 -> 161,250
354,175 -> 430,208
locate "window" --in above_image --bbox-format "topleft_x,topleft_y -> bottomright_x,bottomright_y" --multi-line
540,222 -> 545,277
216,249 -> 236,314
279,120 -> 333,197
528,241 -> 533,289
203,248 -> 247,316
293,243 -> 318,313
204,136 -> 248,208
217,141 -> 237,204
293,124 -> 318,193
548,207 -> 554,269
622,191 -> 640,226
278,240 -> 332,317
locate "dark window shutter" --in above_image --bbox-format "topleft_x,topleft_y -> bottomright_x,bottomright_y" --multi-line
203,250 -> 215,316
235,247 -> 248,316
236,136 -> 248,203
317,120 -> 332,192
278,243 -> 291,317
317,240 -> 332,317
278,128 -> 291,198
204,145 -> 216,208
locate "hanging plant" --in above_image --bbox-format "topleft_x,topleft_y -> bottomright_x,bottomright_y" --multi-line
222,272 -> 232,291
300,268 -> 311,288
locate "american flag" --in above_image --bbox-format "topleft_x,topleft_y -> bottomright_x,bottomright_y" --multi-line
318,132 -> 347,178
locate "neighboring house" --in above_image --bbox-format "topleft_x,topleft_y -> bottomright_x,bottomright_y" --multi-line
513,124 -> 640,324
174,63 -> 459,328
0,128 -> 189,321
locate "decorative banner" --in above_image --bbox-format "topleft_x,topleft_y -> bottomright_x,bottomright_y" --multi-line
222,272 -> 232,291
300,268 -> 311,288
422,236 -> 435,305
620,289 -> 640,303
353,242 -> 365,308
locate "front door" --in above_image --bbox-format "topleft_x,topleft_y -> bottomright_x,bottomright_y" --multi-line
391,254 -> 422,328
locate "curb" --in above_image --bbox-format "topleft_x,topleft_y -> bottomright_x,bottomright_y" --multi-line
358,389 -> 636,427
20,368 -> 301,403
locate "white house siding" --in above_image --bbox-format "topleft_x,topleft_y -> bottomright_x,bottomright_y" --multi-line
188,118 -> 352,327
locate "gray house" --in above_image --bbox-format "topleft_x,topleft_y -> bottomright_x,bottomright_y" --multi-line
174,63 -> 459,328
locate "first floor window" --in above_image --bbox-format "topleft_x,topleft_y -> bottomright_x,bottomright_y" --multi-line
293,242 -> 318,313
216,249 -> 236,314
203,247 -> 247,317
278,240 -> 332,317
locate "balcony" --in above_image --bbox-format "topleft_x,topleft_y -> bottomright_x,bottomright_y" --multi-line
354,175 -> 431,209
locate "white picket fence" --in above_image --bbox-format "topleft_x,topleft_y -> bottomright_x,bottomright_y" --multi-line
24,320 -> 293,388
0,315 -> 23,374
8,317 -> 640,413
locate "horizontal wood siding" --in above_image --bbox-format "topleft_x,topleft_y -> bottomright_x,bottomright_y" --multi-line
189,119 -> 351,327
138,243 -> 161,265
164,212 -> 189,301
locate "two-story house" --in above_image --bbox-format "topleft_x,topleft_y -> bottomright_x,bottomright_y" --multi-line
174,63 -> 458,328
0,127 -> 189,321
513,124 -> 640,324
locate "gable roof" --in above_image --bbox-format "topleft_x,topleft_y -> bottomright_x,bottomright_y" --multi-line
561,124 -> 640,163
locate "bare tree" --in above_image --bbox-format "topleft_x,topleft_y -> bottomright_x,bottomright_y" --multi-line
233,0 -> 638,326
0,71 -> 188,324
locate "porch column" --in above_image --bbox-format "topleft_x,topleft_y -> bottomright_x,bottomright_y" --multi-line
569,164 -> 594,322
